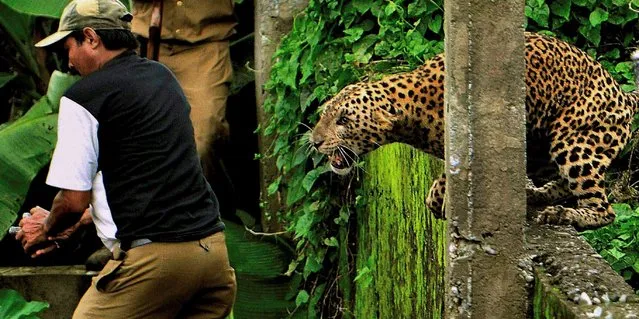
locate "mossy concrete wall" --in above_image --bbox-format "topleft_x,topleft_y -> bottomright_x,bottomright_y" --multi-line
355,144 -> 639,317
355,143 -> 445,318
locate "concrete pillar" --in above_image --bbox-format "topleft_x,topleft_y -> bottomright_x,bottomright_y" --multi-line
443,1 -> 527,318
254,0 -> 308,231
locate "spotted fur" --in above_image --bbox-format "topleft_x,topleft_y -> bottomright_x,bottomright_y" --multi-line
310,32 -> 639,230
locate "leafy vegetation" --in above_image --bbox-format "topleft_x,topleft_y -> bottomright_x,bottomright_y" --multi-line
0,71 -> 77,239
263,0 -> 639,315
582,204 -> 639,288
0,289 -> 49,319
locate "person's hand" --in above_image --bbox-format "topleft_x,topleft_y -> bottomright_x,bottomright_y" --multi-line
15,206 -> 93,258
15,207 -> 51,258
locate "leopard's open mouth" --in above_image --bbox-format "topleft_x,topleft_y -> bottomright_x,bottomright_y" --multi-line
328,148 -> 356,175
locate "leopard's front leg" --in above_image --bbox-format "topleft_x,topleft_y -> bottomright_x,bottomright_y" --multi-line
427,174 -> 447,219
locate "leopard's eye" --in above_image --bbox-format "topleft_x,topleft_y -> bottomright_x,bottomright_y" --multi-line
336,115 -> 349,125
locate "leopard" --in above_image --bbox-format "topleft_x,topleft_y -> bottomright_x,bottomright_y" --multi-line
309,32 -> 639,230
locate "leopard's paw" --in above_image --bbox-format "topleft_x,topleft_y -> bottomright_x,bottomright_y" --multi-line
535,205 -> 571,225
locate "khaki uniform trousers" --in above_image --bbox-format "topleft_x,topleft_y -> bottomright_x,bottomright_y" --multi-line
73,232 -> 236,319
157,40 -> 233,179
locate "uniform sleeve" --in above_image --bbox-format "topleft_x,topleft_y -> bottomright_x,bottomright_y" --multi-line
46,96 -> 99,191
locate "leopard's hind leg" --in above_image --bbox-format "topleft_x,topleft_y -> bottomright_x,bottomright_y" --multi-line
536,123 -> 627,230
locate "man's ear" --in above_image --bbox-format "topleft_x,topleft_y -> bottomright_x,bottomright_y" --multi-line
82,27 -> 100,48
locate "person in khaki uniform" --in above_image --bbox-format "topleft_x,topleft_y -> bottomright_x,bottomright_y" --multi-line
15,0 -> 236,317
132,1 -> 236,214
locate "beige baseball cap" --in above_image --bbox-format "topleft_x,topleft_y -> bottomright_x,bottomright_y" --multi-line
35,0 -> 133,47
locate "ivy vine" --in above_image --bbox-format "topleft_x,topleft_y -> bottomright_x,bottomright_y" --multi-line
263,0 -> 639,315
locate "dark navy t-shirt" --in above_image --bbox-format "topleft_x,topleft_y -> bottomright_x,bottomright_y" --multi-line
47,50 -> 223,247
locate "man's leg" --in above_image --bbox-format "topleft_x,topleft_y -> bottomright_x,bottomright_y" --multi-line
176,232 -> 237,319
73,233 -> 236,319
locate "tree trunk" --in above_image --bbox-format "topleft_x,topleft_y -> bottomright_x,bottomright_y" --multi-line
254,0 -> 309,232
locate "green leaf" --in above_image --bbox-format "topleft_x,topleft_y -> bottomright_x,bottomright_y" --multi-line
550,0 -> 571,20
294,211 -> 314,239
323,237 -> 339,247
578,24 -> 601,46
350,0 -> 373,13
589,8 -> 609,27
428,15 -> 442,33
295,290 -> 310,306
267,176 -> 281,195
344,27 -> 364,43
303,254 -> 323,278
302,167 -> 328,193
0,289 -> 49,319
0,71 -> 78,239
0,0 -> 67,17
0,72 -> 17,89
525,2 -> 550,27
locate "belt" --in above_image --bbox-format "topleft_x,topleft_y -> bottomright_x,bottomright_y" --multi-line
120,238 -> 152,251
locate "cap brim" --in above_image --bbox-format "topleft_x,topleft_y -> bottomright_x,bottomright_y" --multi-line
35,30 -> 73,48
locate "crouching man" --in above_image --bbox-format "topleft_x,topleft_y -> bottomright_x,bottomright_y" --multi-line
15,0 -> 236,317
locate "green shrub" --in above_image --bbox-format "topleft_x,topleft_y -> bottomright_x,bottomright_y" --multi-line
582,204 -> 639,288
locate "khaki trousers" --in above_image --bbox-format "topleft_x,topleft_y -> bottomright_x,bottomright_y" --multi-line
73,232 -> 236,319
157,40 -> 233,178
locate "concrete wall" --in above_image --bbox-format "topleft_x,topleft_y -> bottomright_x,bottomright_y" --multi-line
0,266 -> 94,319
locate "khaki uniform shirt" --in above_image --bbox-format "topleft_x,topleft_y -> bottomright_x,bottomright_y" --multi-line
132,0 -> 237,43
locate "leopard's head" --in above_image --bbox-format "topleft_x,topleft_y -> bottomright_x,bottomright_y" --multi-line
310,83 -> 397,175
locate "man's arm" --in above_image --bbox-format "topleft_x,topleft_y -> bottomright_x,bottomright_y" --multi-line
44,189 -> 91,234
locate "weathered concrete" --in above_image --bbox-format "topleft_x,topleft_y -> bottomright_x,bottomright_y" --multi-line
444,0 -> 528,317
254,0 -> 309,232
0,266 -> 95,319
356,143 -> 445,318
527,224 -> 639,318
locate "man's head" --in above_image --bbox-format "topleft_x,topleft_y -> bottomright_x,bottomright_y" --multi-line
36,0 -> 138,76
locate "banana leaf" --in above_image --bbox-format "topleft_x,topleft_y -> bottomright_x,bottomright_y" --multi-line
225,220 -> 304,318
0,2 -> 39,78
0,0 -> 131,17
0,70 -> 78,240
0,289 -> 49,319
0,0 -> 69,18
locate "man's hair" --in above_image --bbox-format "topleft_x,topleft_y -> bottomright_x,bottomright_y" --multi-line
69,29 -> 139,50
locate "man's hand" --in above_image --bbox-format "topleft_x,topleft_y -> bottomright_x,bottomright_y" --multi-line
15,206 -> 93,258
15,207 -> 50,257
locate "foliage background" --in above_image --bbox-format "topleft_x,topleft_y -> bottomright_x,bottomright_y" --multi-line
263,0 -> 639,315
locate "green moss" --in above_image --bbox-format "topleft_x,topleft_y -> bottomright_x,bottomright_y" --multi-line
533,268 -> 576,319
355,143 -> 446,318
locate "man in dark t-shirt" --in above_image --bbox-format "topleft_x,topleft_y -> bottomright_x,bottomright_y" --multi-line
15,0 -> 236,317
